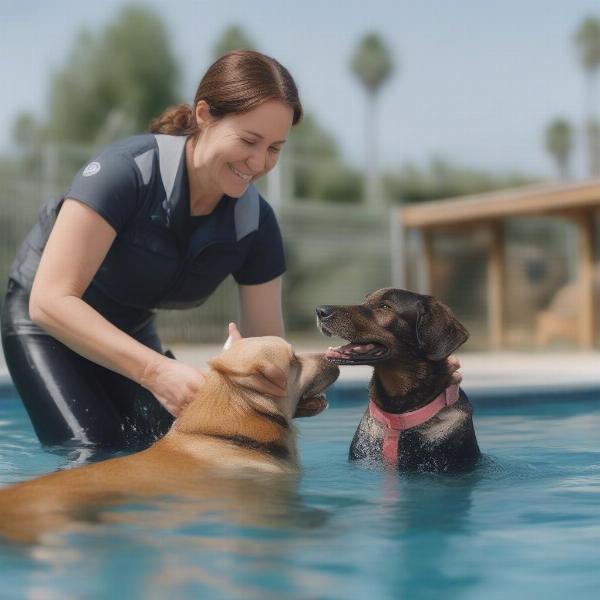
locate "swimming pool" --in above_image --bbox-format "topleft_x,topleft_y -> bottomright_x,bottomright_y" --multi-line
1,383 -> 599,600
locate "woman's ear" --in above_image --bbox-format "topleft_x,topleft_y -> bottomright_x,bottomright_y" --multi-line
194,100 -> 213,128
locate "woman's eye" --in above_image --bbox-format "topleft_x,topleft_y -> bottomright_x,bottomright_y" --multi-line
269,146 -> 281,154
241,138 -> 255,145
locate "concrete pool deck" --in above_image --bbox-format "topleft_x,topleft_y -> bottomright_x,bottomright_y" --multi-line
166,345 -> 600,389
1,343 -> 599,393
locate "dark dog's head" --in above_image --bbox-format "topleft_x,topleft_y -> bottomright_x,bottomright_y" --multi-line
316,288 -> 469,365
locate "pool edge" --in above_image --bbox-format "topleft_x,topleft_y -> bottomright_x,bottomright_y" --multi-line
2,373 -> 599,407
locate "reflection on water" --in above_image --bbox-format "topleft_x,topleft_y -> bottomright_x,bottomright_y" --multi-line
0,397 -> 599,599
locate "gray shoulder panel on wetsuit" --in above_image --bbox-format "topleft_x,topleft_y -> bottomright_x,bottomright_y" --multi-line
134,149 -> 154,185
154,134 -> 187,203
235,185 -> 260,241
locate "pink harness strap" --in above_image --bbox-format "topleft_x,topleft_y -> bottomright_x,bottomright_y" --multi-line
368,384 -> 460,463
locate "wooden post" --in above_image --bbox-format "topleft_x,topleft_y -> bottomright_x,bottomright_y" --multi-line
487,221 -> 505,349
421,228 -> 434,296
576,211 -> 596,349
390,208 -> 406,288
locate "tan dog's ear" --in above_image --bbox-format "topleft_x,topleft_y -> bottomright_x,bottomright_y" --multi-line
209,356 -> 289,398
233,360 -> 288,398
416,297 -> 469,360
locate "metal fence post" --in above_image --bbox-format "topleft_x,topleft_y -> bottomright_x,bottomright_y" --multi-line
389,206 -> 405,288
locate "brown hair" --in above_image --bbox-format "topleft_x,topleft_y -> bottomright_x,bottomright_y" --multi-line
149,50 -> 303,135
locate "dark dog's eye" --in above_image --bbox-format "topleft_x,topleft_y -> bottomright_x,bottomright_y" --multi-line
379,304 -> 393,311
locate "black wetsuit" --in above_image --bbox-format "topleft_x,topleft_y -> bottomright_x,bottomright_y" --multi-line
1,134 -> 286,449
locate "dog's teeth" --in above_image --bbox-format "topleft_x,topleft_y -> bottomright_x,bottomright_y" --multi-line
352,344 -> 375,353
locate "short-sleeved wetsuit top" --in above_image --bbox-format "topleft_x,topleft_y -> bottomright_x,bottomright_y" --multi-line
9,134 -> 287,332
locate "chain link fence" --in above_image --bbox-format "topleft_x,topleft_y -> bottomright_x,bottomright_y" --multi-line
0,144 -> 392,344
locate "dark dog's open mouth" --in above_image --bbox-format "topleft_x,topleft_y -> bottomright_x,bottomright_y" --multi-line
294,393 -> 328,418
325,342 -> 390,365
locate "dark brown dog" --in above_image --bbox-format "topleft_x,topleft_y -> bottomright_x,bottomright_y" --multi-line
316,288 -> 480,472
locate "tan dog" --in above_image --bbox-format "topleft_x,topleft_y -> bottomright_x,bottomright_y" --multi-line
0,337 -> 340,544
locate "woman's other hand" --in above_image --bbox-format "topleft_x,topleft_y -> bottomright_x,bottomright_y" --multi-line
140,355 -> 206,417
447,355 -> 463,386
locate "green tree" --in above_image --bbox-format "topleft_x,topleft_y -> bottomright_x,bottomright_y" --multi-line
40,6 -> 180,145
574,16 -> 600,177
350,33 -> 394,206
212,25 -> 257,59
288,114 -> 362,203
544,118 -> 572,180
210,25 -> 358,203
384,158 -> 537,204
11,112 -> 45,170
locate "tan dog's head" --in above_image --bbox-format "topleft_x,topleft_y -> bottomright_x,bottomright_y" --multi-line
208,337 -> 340,419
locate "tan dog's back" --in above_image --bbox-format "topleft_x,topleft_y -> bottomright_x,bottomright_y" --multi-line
0,337 -> 339,544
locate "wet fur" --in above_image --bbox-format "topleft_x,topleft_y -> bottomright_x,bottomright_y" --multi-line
0,337 -> 339,544
317,288 -> 480,472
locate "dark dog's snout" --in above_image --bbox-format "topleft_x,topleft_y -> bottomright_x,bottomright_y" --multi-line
316,305 -> 335,321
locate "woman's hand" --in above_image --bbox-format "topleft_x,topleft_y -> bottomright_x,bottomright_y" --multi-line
140,355 -> 206,417
447,355 -> 463,386
223,322 -> 243,350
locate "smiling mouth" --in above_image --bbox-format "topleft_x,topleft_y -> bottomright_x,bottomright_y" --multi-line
318,319 -> 390,364
228,164 -> 253,182
325,342 -> 390,365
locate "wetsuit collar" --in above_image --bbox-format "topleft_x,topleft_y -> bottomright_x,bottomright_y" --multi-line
153,134 -> 261,248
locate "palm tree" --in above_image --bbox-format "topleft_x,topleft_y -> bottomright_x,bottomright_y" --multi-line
350,33 -> 394,206
544,118 -> 572,180
212,25 -> 256,59
574,17 -> 600,177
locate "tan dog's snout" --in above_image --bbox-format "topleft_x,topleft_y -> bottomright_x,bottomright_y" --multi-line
293,353 -> 339,418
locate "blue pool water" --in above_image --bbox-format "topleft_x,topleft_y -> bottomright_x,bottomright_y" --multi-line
1,385 -> 599,600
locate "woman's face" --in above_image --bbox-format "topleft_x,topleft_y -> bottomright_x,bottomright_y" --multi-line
191,99 -> 294,199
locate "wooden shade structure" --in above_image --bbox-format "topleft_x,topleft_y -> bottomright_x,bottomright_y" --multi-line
399,181 -> 600,349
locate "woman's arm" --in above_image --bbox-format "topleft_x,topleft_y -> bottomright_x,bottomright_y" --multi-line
237,276 -> 284,338
29,199 -> 204,415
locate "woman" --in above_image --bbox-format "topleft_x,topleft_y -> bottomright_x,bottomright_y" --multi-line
1,50 -> 299,450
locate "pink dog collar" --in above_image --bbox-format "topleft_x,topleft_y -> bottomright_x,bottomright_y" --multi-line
368,384 -> 460,463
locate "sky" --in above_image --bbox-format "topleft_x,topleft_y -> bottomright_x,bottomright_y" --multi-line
1,0 -> 599,179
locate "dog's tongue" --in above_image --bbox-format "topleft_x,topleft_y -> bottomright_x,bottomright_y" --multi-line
325,343 -> 375,360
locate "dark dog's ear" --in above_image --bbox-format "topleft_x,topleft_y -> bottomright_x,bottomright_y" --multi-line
416,297 -> 469,360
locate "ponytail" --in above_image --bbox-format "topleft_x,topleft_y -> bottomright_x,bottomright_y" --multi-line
148,103 -> 197,135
